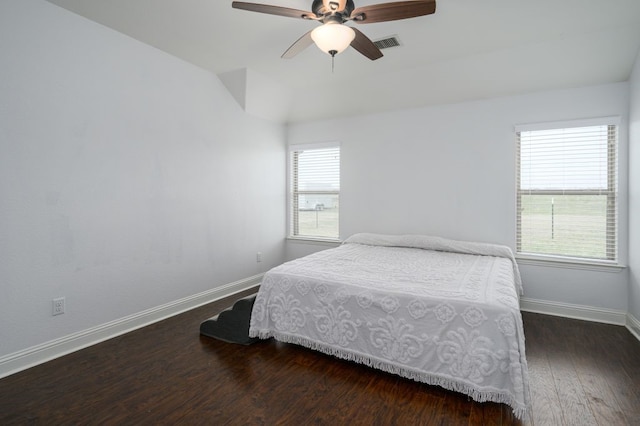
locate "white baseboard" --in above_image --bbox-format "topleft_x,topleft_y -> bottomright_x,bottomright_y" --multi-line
627,313 -> 640,341
520,297 -> 627,325
520,297 -> 640,342
0,274 -> 263,380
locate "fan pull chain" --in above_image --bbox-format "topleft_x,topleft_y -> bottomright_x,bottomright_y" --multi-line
329,50 -> 337,73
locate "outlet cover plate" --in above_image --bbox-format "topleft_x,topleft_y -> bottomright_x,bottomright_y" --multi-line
53,297 -> 65,316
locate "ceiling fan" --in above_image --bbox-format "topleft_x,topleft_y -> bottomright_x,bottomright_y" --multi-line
231,0 -> 436,60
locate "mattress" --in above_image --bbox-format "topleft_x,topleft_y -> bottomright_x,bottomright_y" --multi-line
249,233 -> 530,418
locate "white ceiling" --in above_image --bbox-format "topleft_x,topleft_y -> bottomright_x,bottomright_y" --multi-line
46,0 -> 640,124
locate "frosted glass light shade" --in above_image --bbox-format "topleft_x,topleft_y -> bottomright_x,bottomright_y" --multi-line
311,23 -> 355,56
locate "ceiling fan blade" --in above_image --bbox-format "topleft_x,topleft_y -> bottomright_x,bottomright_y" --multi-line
232,2 -> 317,20
282,30 -> 314,59
351,0 -> 435,24
350,28 -> 383,60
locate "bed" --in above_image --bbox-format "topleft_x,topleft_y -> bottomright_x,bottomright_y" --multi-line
249,233 -> 530,418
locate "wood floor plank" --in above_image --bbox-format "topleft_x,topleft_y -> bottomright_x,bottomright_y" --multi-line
546,319 -> 599,425
568,323 -> 627,426
595,325 -> 640,425
610,372 -> 640,425
1,295 -> 639,426
526,356 -> 563,426
521,313 -> 565,426
469,400 -> 504,426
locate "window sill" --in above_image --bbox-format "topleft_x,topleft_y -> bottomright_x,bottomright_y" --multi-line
515,254 -> 626,273
286,236 -> 342,246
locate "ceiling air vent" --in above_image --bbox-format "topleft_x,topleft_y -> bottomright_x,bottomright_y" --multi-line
374,36 -> 402,50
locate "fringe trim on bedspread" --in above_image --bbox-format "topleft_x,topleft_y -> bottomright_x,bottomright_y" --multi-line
251,329 -> 529,420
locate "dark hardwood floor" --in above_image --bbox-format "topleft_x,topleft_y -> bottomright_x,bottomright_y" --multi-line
1,288 -> 639,425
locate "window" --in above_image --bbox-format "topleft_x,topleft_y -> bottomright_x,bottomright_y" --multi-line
516,118 -> 618,263
289,143 -> 340,240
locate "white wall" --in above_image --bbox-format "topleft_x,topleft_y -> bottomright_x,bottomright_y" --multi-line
287,83 -> 630,313
0,0 -> 286,361
629,49 -> 640,326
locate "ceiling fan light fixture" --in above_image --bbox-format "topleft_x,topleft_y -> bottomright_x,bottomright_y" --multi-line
311,22 -> 355,57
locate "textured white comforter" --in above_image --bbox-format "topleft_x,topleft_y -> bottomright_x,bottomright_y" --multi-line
249,234 -> 530,418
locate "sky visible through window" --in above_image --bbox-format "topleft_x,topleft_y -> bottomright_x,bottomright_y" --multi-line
296,148 -> 340,192
519,125 -> 609,191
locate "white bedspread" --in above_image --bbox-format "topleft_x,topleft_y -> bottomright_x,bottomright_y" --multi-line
249,234 -> 530,418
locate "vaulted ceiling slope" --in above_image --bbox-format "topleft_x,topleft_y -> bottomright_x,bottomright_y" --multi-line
46,0 -> 640,124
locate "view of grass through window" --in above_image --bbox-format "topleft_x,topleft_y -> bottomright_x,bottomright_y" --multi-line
519,194 -> 609,259
296,197 -> 339,238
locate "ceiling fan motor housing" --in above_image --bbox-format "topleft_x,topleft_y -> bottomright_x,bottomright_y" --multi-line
312,0 -> 355,21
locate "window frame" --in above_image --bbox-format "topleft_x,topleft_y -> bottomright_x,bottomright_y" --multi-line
287,142 -> 341,242
514,117 -> 621,269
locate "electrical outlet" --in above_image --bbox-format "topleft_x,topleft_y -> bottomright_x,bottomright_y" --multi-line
52,297 -> 65,316
256,252 -> 262,263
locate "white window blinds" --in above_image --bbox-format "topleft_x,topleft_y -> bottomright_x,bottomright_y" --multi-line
289,144 -> 340,239
516,121 -> 618,262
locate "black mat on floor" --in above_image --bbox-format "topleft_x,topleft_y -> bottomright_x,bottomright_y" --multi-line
199,294 -> 259,345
